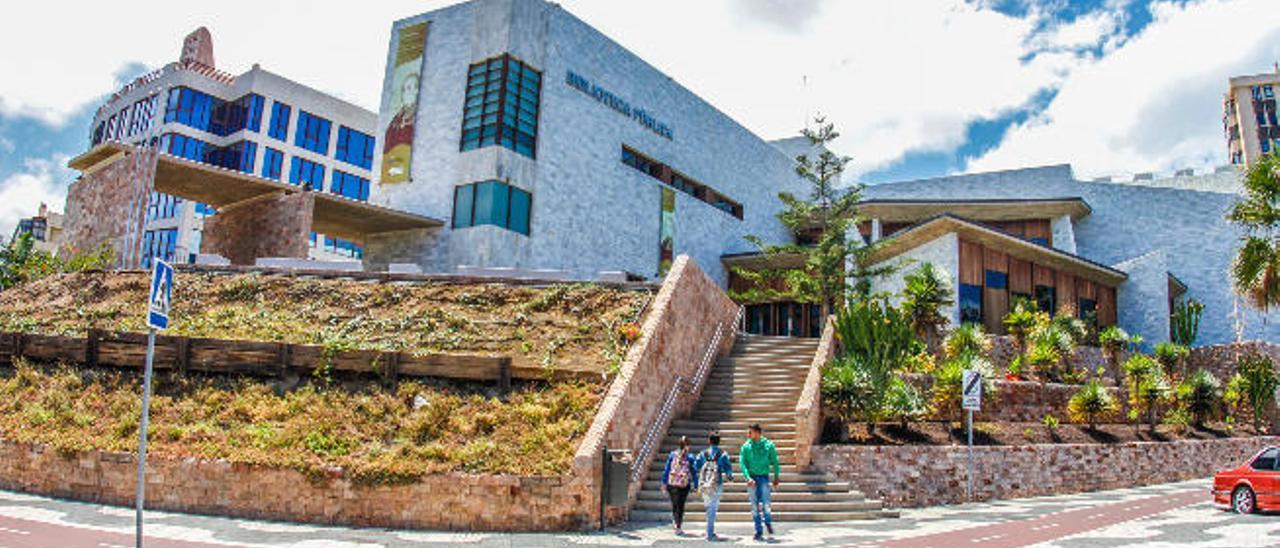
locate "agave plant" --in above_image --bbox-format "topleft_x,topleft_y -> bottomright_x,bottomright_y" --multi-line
1177,368 -> 1222,428
1068,380 -> 1118,431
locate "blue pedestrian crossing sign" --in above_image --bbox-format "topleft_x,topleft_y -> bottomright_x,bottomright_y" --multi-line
147,260 -> 173,330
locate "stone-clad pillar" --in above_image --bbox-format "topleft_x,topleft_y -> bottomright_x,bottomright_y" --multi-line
202,191 -> 314,265
60,149 -> 156,269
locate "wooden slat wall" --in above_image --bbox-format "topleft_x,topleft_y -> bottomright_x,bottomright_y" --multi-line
1098,286 -> 1117,327
1009,258 -> 1032,296
0,331 -> 546,387
1057,272 -> 1077,317
1033,264 -> 1056,288
1077,279 -> 1098,301
959,240 -> 984,286
983,248 -> 1009,335
1025,220 -> 1052,246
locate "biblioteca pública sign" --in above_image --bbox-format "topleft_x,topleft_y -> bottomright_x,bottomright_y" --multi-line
566,70 -> 674,141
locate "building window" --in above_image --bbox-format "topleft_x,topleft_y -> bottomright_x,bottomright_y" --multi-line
331,171 -> 370,201
210,93 -> 264,135
268,102 -> 291,141
1078,298 -> 1098,330
335,126 -> 375,170
161,133 -> 212,161
289,157 -> 326,190
145,192 -> 183,222
164,87 -> 215,133
985,270 -> 1007,289
621,145 -> 743,219
1035,285 -> 1057,317
294,111 -> 332,155
322,236 -> 364,259
460,54 -> 541,158
164,88 -> 261,136
203,140 -> 256,173
451,180 -> 532,235
262,148 -> 284,180
959,284 -> 983,325
141,228 -> 179,268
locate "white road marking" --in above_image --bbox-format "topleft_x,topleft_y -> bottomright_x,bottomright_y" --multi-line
99,543 -> 131,548
0,527 -> 27,536
1031,523 -> 1060,531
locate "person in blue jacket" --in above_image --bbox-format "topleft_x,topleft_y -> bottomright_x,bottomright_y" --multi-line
660,435 -> 698,535
694,432 -> 734,540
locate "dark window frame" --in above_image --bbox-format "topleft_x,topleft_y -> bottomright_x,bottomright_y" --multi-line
459,54 -> 541,159
450,180 -> 533,236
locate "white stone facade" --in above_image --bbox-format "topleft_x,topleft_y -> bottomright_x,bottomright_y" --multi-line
369,0 -> 805,285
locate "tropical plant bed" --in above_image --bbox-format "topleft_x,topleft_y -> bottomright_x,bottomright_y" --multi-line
828,420 -> 1263,447
0,271 -> 651,376
0,360 -> 601,483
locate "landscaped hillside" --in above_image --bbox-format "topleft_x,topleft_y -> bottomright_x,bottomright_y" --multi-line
0,270 -> 652,376
0,360 -> 600,481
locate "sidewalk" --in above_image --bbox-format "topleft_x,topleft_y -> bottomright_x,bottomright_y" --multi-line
0,479 -> 1261,547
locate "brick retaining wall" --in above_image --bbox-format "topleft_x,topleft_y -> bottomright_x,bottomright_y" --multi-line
812,436 -> 1277,508
0,440 -> 591,531
1187,341 -> 1280,381
894,375 -> 1126,424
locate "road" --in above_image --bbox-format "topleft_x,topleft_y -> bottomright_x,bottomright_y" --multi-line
0,479 -> 1274,547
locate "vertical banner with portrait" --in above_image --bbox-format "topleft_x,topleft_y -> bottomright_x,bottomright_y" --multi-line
381,21 -> 429,185
658,188 -> 675,277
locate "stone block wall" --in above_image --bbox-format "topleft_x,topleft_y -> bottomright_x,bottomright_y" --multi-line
1188,341 -> 1280,381
988,335 -> 1111,379
202,192 -> 314,265
0,440 -> 592,531
896,375 -> 1126,423
795,315 -> 835,466
572,255 -> 738,523
60,150 -> 155,268
813,436 -> 1278,508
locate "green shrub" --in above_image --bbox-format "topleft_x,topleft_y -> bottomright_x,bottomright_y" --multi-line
884,377 -> 927,429
1068,380 -> 1117,430
1163,406 -> 1192,435
1042,414 -> 1060,430
1177,368 -> 1222,427
1227,354 -> 1279,433
932,350 -> 996,421
835,298 -> 921,367
943,323 -> 990,360
1153,342 -> 1190,376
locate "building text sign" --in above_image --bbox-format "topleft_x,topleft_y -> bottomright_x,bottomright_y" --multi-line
566,70 -> 673,141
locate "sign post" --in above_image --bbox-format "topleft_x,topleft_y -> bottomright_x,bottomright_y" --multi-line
961,369 -> 982,502
137,260 -> 172,548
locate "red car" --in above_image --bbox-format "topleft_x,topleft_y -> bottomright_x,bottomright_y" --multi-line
1214,446 -> 1279,514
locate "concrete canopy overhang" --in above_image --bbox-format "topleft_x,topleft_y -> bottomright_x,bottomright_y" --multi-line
857,198 -> 1092,224
68,142 -> 442,243
867,214 -> 1127,287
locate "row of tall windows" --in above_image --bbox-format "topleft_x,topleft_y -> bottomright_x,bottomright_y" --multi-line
163,87 -> 263,137
262,148 -> 285,180
92,94 -> 160,146
141,228 -> 178,268
335,127 -> 375,169
331,170 -> 370,201
268,102 -> 291,141
452,180 -> 532,236
160,134 -> 256,174
294,111 -> 332,155
621,146 -> 744,219
144,192 -> 183,222
289,157 -> 326,189
460,54 -> 541,158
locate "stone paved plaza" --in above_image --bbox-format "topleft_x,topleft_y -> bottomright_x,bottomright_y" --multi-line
0,479 -> 1276,547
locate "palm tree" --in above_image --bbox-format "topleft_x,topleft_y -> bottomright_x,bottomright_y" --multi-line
902,262 -> 954,354
1229,152 -> 1280,310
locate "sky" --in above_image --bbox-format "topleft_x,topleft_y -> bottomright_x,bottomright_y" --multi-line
0,0 -> 1278,238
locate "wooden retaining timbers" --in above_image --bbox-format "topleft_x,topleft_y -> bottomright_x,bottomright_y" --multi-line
0,330 -> 586,392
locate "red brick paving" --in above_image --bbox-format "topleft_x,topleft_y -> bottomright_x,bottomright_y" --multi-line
0,514 -> 236,548
873,489 -> 1205,548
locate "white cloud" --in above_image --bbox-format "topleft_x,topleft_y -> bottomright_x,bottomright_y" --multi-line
0,156 -> 73,240
1033,11 -> 1120,51
968,0 -> 1280,179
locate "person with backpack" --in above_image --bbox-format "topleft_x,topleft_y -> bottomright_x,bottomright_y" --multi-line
660,435 -> 698,535
740,423 -> 780,541
694,432 -> 734,540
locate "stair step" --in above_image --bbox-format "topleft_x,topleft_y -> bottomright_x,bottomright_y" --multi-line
640,480 -> 856,493
627,509 -> 893,523
633,499 -> 883,513
644,471 -> 840,483
635,490 -> 862,503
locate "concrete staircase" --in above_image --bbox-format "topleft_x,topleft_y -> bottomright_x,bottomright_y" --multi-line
629,334 -> 894,523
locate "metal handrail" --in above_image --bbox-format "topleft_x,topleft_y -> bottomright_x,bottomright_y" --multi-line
630,306 -> 743,483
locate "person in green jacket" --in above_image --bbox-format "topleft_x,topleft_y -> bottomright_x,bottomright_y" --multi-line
740,423 -> 780,541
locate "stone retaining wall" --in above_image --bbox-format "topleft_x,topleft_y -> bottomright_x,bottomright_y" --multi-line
0,440 -> 591,531
897,376 -> 1126,423
989,335 -> 1111,379
812,436 -> 1277,508
1187,341 -> 1280,381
